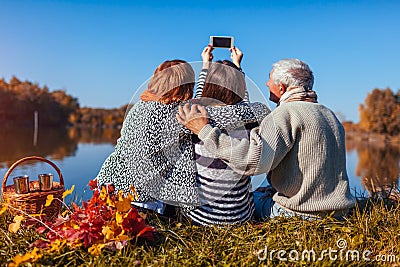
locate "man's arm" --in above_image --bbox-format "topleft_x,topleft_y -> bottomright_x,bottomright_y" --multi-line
176,103 -> 276,176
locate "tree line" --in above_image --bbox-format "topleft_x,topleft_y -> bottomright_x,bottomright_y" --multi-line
1,76 -> 399,135
0,76 -> 128,128
343,87 -> 400,136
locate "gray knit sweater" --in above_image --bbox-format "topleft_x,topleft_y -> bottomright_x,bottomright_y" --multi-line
198,101 -> 355,213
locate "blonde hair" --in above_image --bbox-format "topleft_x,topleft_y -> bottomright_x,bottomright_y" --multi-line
148,60 -> 195,104
201,60 -> 246,105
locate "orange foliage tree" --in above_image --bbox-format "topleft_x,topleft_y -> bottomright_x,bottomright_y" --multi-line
359,88 -> 400,136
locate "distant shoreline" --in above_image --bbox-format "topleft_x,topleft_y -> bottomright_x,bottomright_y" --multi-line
2,122 -> 399,146
345,130 -> 400,147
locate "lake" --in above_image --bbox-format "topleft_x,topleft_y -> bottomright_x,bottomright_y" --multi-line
1,127 -> 399,201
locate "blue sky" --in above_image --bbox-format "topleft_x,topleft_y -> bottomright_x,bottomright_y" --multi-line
1,0 -> 399,122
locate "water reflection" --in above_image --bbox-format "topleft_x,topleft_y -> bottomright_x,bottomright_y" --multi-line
1,126 -> 399,198
346,139 -> 400,196
0,127 -> 120,168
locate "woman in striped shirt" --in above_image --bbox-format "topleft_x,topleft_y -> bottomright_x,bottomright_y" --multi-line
185,46 -> 269,225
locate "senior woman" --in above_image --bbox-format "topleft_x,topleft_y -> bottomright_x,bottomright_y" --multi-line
96,60 -> 198,213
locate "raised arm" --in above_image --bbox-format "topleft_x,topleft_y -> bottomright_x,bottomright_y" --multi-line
230,47 -> 249,103
195,45 -> 214,98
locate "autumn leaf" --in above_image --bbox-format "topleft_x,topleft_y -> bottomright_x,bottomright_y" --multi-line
88,243 -> 105,256
88,179 -> 98,190
106,195 -> 115,208
45,194 -> 54,206
115,198 -> 131,212
136,226 -> 155,240
47,239 -> 67,253
9,215 -> 24,233
0,202 -> 8,216
138,211 -> 147,220
62,185 -> 75,199
99,186 -> 108,200
130,186 -> 139,201
9,247 -> 42,267
115,212 -> 124,225
116,234 -> 130,242
31,239 -> 49,249
102,226 -> 114,240
26,178 -> 156,254
120,190 -> 134,202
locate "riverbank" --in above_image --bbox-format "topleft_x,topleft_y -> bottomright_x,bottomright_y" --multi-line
345,130 -> 400,148
1,195 -> 399,266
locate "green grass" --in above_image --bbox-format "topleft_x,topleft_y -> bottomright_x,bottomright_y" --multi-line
1,196 -> 400,267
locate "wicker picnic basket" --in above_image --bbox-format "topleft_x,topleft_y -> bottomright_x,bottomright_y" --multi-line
1,156 -> 65,218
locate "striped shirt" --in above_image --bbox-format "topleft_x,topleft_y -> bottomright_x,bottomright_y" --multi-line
186,126 -> 255,226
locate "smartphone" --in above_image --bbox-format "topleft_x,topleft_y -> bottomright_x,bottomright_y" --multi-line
210,36 -> 234,48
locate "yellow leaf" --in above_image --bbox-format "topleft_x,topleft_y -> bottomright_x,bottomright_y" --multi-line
130,186 -> 139,201
99,186 -> 107,200
102,226 -> 114,240
62,185 -> 75,199
0,202 -> 8,216
45,194 -> 54,207
106,195 -> 115,207
48,239 -> 67,253
88,243 -> 104,256
116,212 -> 123,225
9,247 -> 42,267
9,215 -> 24,233
116,234 -> 130,242
125,193 -> 135,202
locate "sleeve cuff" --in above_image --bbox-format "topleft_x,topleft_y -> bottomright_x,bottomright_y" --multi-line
198,124 -> 214,140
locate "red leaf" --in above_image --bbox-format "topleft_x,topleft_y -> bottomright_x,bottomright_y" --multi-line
36,226 -> 47,234
136,226 -> 155,240
88,179 -> 98,190
31,239 -> 49,249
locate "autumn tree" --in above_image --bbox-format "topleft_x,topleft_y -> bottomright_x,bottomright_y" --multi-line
50,90 -> 80,125
359,88 -> 400,135
0,76 -> 80,127
1,76 -> 127,128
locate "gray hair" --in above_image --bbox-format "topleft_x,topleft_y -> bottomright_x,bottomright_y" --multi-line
272,59 -> 314,90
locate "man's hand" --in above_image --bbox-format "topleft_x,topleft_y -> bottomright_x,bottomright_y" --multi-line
176,103 -> 209,135
229,46 -> 243,68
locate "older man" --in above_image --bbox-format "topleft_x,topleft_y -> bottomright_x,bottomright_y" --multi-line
177,59 -> 355,219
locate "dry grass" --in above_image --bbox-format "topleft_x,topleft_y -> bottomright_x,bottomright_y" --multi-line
1,194 -> 399,267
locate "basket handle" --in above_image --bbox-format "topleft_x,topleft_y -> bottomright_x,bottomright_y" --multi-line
2,156 -> 64,192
